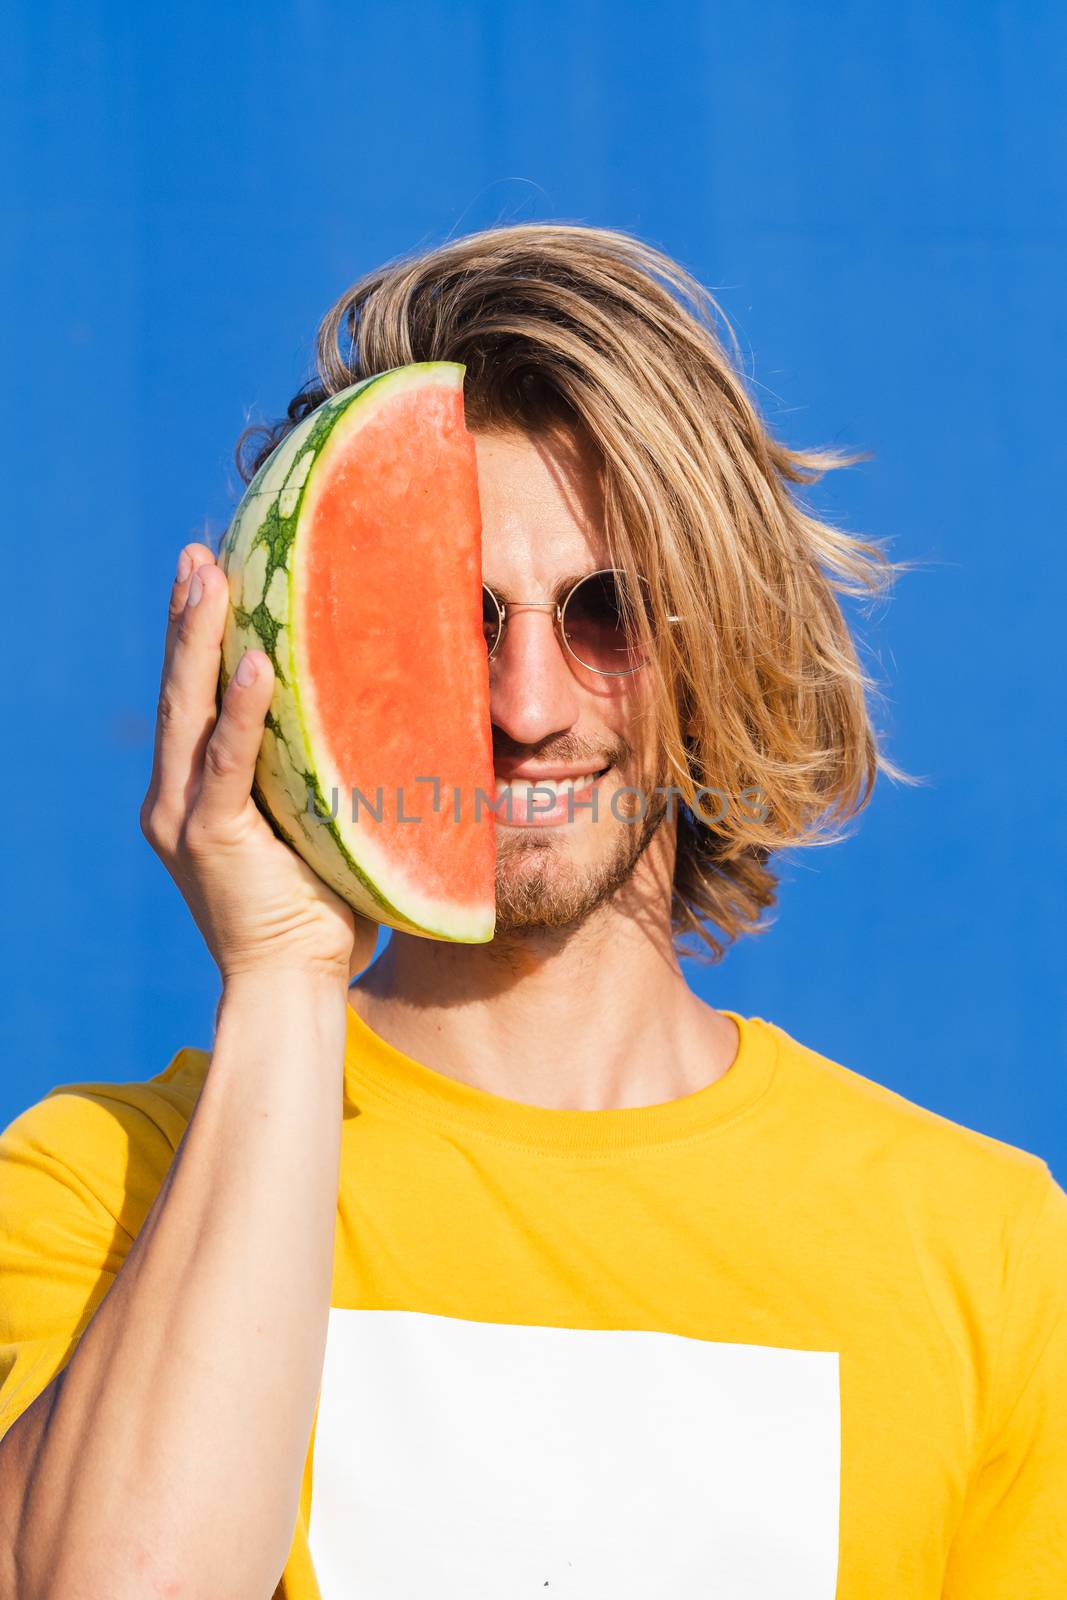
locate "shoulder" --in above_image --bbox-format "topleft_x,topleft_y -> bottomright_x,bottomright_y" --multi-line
0,1049 -> 212,1439
0,1047 -> 212,1236
753,1016 -> 1067,1403
753,1015 -> 1063,1238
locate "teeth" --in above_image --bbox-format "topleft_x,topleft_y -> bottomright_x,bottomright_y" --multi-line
495,775 -> 600,800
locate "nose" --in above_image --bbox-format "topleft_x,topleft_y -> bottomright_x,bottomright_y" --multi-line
488,605 -> 582,748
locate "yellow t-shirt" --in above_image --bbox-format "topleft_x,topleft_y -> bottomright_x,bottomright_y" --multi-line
1,1003 -> 1065,1597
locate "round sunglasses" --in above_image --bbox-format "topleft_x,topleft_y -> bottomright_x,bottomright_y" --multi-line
482,568 -> 670,678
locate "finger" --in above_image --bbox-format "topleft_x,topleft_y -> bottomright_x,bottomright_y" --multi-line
188,649 -> 275,833
149,559 -> 232,820
159,542 -> 219,699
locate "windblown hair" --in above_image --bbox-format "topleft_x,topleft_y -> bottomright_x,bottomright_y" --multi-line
235,222 -> 909,961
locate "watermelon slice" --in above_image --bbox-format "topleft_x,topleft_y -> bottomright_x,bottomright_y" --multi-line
218,362 -> 496,943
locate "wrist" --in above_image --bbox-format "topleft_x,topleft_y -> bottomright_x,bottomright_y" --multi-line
218,962 -> 353,1007
220,950 -> 352,984
213,967 -> 352,1073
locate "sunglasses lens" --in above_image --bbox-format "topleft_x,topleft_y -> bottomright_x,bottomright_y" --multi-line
562,571 -> 648,674
482,585 -> 502,655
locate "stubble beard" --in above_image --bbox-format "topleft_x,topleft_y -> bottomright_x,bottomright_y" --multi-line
492,759 -> 670,935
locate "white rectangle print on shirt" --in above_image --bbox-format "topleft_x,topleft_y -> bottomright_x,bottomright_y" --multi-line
309,1308 -> 840,1599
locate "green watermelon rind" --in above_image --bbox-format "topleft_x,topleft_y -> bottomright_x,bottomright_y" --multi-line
218,362 -> 495,943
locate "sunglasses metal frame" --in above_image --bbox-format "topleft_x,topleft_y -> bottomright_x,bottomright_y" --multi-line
482,567 -> 681,678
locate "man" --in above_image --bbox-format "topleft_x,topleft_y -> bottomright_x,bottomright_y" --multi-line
0,223 -> 1063,1599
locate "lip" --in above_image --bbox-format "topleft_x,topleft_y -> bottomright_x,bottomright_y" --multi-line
493,763 -> 607,782
494,766 -> 612,829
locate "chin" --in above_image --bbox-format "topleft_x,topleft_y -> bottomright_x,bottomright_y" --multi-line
493,815 -> 662,935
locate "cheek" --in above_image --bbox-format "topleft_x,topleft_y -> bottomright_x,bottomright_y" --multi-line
566,665 -> 662,769
616,672 -> 662,757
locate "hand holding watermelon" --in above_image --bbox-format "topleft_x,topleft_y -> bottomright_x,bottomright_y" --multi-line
140,543 -> 378,986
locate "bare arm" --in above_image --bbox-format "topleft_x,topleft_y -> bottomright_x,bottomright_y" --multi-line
2,971 -> 347,1600
0,545 -> 376,1600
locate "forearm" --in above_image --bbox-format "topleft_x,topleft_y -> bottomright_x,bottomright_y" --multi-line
1,970 -> 348,1600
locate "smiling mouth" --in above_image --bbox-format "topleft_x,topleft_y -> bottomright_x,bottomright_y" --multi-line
493,765 -> 613,826
495,765 -> 610,795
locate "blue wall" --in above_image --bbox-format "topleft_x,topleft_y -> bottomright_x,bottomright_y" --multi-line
3,2 -> 1064,1178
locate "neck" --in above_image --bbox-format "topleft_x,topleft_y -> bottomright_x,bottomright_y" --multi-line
348,840 -> 739,1112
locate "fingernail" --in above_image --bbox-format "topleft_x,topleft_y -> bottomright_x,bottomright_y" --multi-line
235,654 -> 258,686
187,570 -> 204,607
176,549 -> 192,583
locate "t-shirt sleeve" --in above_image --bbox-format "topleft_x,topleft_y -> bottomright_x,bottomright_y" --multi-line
0,1065 -> 193,1440
942,1160 -> 1067,1596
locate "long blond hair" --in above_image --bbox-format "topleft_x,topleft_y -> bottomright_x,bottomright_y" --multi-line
236,222 -> 910,961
